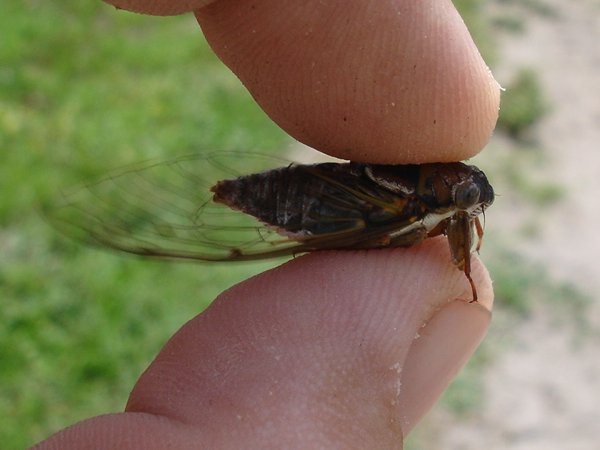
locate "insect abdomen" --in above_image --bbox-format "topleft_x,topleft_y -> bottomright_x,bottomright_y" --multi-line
211,164 -> 362,235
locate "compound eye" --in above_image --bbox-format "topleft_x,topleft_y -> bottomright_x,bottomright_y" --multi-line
455,182 -> 481,210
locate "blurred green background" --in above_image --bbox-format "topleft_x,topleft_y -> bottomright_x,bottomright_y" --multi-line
1,1 -> 583,448
2,2 -> 289,447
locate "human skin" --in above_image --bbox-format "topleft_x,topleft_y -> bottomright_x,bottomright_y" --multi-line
32,1 -> 499,448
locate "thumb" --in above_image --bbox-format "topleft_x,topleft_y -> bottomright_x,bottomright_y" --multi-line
33,238 -> 491,448
127,239 -> 493,442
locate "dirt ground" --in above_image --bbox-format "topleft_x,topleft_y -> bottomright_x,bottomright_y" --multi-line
412,1 -> 600,448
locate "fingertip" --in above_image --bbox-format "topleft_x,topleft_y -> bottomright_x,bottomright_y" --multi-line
196,0 -> 500,163
395,253 -> 493,433
103,0 -> 500,162
398,300 -> 491,433
33,241 -> 493,448
126,239 -> 492,443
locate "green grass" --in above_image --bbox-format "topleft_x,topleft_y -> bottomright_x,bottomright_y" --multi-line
1,2 -> 289,448
498,68 -> 548,138
454,1 -> 549,140
491,14 -> 526,34
454,0 -> 497,64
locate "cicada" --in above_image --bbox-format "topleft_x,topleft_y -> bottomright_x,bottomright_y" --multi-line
49,153 -> 494,301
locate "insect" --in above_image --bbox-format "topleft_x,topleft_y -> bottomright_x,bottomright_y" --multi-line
49,153 -> 494,301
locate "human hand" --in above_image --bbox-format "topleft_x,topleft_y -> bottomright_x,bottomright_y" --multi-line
33,1 -> 499,448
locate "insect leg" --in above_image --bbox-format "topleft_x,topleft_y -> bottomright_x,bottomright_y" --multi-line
462,233 -> 479,303
461,219 -> 478,303
446,213 -> 478,302
474,216 -> 484,253
464,257 -> 478,303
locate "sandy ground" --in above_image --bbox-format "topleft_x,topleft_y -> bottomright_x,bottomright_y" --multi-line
495,0 -> 600,297
411,1 -> 600,448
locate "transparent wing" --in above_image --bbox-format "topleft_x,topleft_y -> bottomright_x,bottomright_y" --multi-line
47,153 -> 383,261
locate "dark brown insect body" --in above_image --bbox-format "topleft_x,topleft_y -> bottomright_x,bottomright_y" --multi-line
212,162 -> 494,301
49,155 -> 494,301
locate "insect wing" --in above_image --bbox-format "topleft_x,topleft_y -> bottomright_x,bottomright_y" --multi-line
47,153 -> 314,261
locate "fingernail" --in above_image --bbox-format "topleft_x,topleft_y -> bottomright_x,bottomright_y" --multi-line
397,301 -> 491,434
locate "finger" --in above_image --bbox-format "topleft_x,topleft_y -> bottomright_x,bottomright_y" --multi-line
103,0 -> 500,163
398,298 -> 490,433
33,238 -> 492,448
135,240 -> 493,444
30,414 -> 203,450
195,0 -> 500,163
